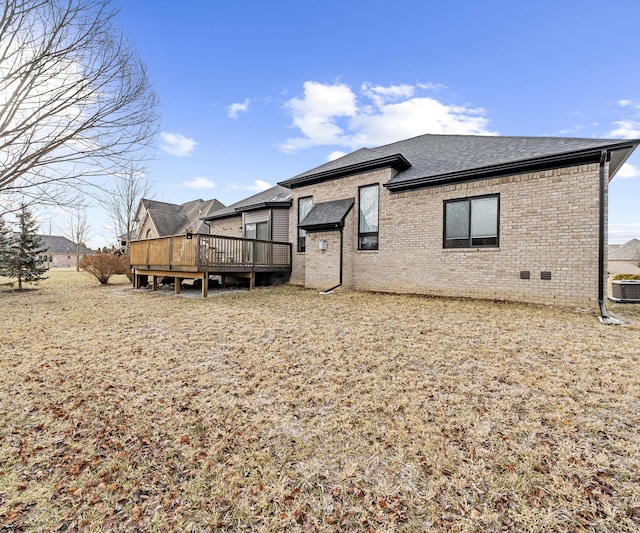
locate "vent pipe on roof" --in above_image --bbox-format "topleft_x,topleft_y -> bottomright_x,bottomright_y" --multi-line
598,149 -> 622,325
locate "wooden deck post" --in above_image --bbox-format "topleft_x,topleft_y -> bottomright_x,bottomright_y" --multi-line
152,275 -> 158,292
175,278 -> 181,295
202,274 -> 208,298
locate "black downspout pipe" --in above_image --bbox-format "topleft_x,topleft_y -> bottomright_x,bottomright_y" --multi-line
319,226 -> 343,294
598,149 -> 609,320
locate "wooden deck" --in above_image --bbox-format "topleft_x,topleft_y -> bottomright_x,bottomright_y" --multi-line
129,233 -> 292,297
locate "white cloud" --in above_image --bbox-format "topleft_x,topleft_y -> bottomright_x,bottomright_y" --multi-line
279,81 -> 496,153
245,180 -> 271,192
183,177 -> 215,189
327,151 -> 347,161
227,98 -> 251,119
228,180 -> 272,192
608,223 -> 640,244
617,99 -> 640,109
608,120 -> 640,139
160,132 -> 197,156
280,81 -> 357,152
616,163 -> 640,179
361,82 -> 416,107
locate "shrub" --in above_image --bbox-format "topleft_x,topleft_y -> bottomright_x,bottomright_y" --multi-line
80,253 -> 129,284
613,274 -> 640,281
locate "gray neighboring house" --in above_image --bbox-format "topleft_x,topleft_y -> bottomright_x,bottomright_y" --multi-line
202,185 -> 291,241
608,239 -> 640,274
39,235 -> 94,268
134,198 -> 225,240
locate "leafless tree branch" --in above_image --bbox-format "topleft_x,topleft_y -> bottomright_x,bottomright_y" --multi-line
0,0 -> 159,202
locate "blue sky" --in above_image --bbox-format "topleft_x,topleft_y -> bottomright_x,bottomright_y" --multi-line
70,0 -> 640,246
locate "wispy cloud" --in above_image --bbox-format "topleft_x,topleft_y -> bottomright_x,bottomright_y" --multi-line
160,132 -> 197,156
279,80 -> 495,153
183,177 -> 215,189
609,222 -> 640,244
617,163 -> 640,179
608,100 -> 640,139
327,151 -> 347,161
228,180 -> 272,192
227,98 -> 251,119
609,120 -> 640,139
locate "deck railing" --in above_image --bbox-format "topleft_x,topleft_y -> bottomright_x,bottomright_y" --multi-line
129,233 -> 292,271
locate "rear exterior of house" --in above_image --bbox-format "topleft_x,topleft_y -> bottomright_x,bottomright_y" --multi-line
39,235 -> 94,268
279,134 -> 640,308
203,185 -> 291,242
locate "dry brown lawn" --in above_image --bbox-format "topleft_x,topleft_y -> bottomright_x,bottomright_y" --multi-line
1,270 -> 640,532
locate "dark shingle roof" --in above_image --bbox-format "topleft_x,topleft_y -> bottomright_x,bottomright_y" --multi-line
299,198 -> 355,231
609,239 -> 640,260
140,198 -> 225,236
36,235 -> 93,255
203,185 -> 291,221
279,134 -> 640,191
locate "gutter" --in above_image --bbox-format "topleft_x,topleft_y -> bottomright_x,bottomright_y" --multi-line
319,227 -> 344,295
598,149 -> 622,325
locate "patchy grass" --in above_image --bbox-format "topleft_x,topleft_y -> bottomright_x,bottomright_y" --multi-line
1,270 -> 640,532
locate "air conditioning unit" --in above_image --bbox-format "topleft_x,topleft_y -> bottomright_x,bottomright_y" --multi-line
611,280 -> 640,302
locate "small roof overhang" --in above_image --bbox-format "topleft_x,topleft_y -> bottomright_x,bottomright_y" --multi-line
298,198 -> 355,231
280,154 -> 411,189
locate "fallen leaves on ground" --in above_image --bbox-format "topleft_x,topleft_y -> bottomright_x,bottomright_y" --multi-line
1,271 -> 639,531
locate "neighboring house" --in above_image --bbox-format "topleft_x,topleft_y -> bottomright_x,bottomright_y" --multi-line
134,198 -> 225,239
608,239 -> 640,274
38,235 -> 94,268
278,133 -> 640,309
202,185 -> 291,241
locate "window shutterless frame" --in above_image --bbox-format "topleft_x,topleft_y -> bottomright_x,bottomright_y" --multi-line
358,184 -> 379,250
443,194 -> 500,249
297,196 -> 313,252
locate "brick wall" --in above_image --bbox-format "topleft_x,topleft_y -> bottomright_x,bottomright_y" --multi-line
206,215 -> 242,238
289,163 -> 606,307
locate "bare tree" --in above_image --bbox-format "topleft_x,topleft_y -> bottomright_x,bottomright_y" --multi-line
64,207 -> 91,271
103,166 -> 152,253
0,0 -> 159,207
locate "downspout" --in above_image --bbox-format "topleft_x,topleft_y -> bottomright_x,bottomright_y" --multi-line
597,149 -> 621,324
319,226 -> 343,294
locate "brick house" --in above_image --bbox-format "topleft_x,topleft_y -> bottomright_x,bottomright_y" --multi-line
134,198 -> 225,240
202,185 -> 291,241
278,134 -> 639,312
39,235 -> 94,268
608,239 -> 640,275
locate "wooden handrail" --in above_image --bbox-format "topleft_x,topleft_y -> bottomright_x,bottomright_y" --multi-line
129,233 -> 292,270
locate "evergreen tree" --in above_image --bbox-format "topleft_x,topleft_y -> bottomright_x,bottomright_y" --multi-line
0,216 -> 12,277
4,205 -> 48,289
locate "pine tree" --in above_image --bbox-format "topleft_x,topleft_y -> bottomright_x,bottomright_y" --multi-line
0,216 -> 12,277
4,205 -> 48,290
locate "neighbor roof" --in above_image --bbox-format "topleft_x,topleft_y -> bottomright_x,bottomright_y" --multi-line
279,134 -> 640,192
139,198 -> 225,236
298,198 -> 355,231
203,185 -> 291,221
37,235 -> 93,255
609,239 -> 640,261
